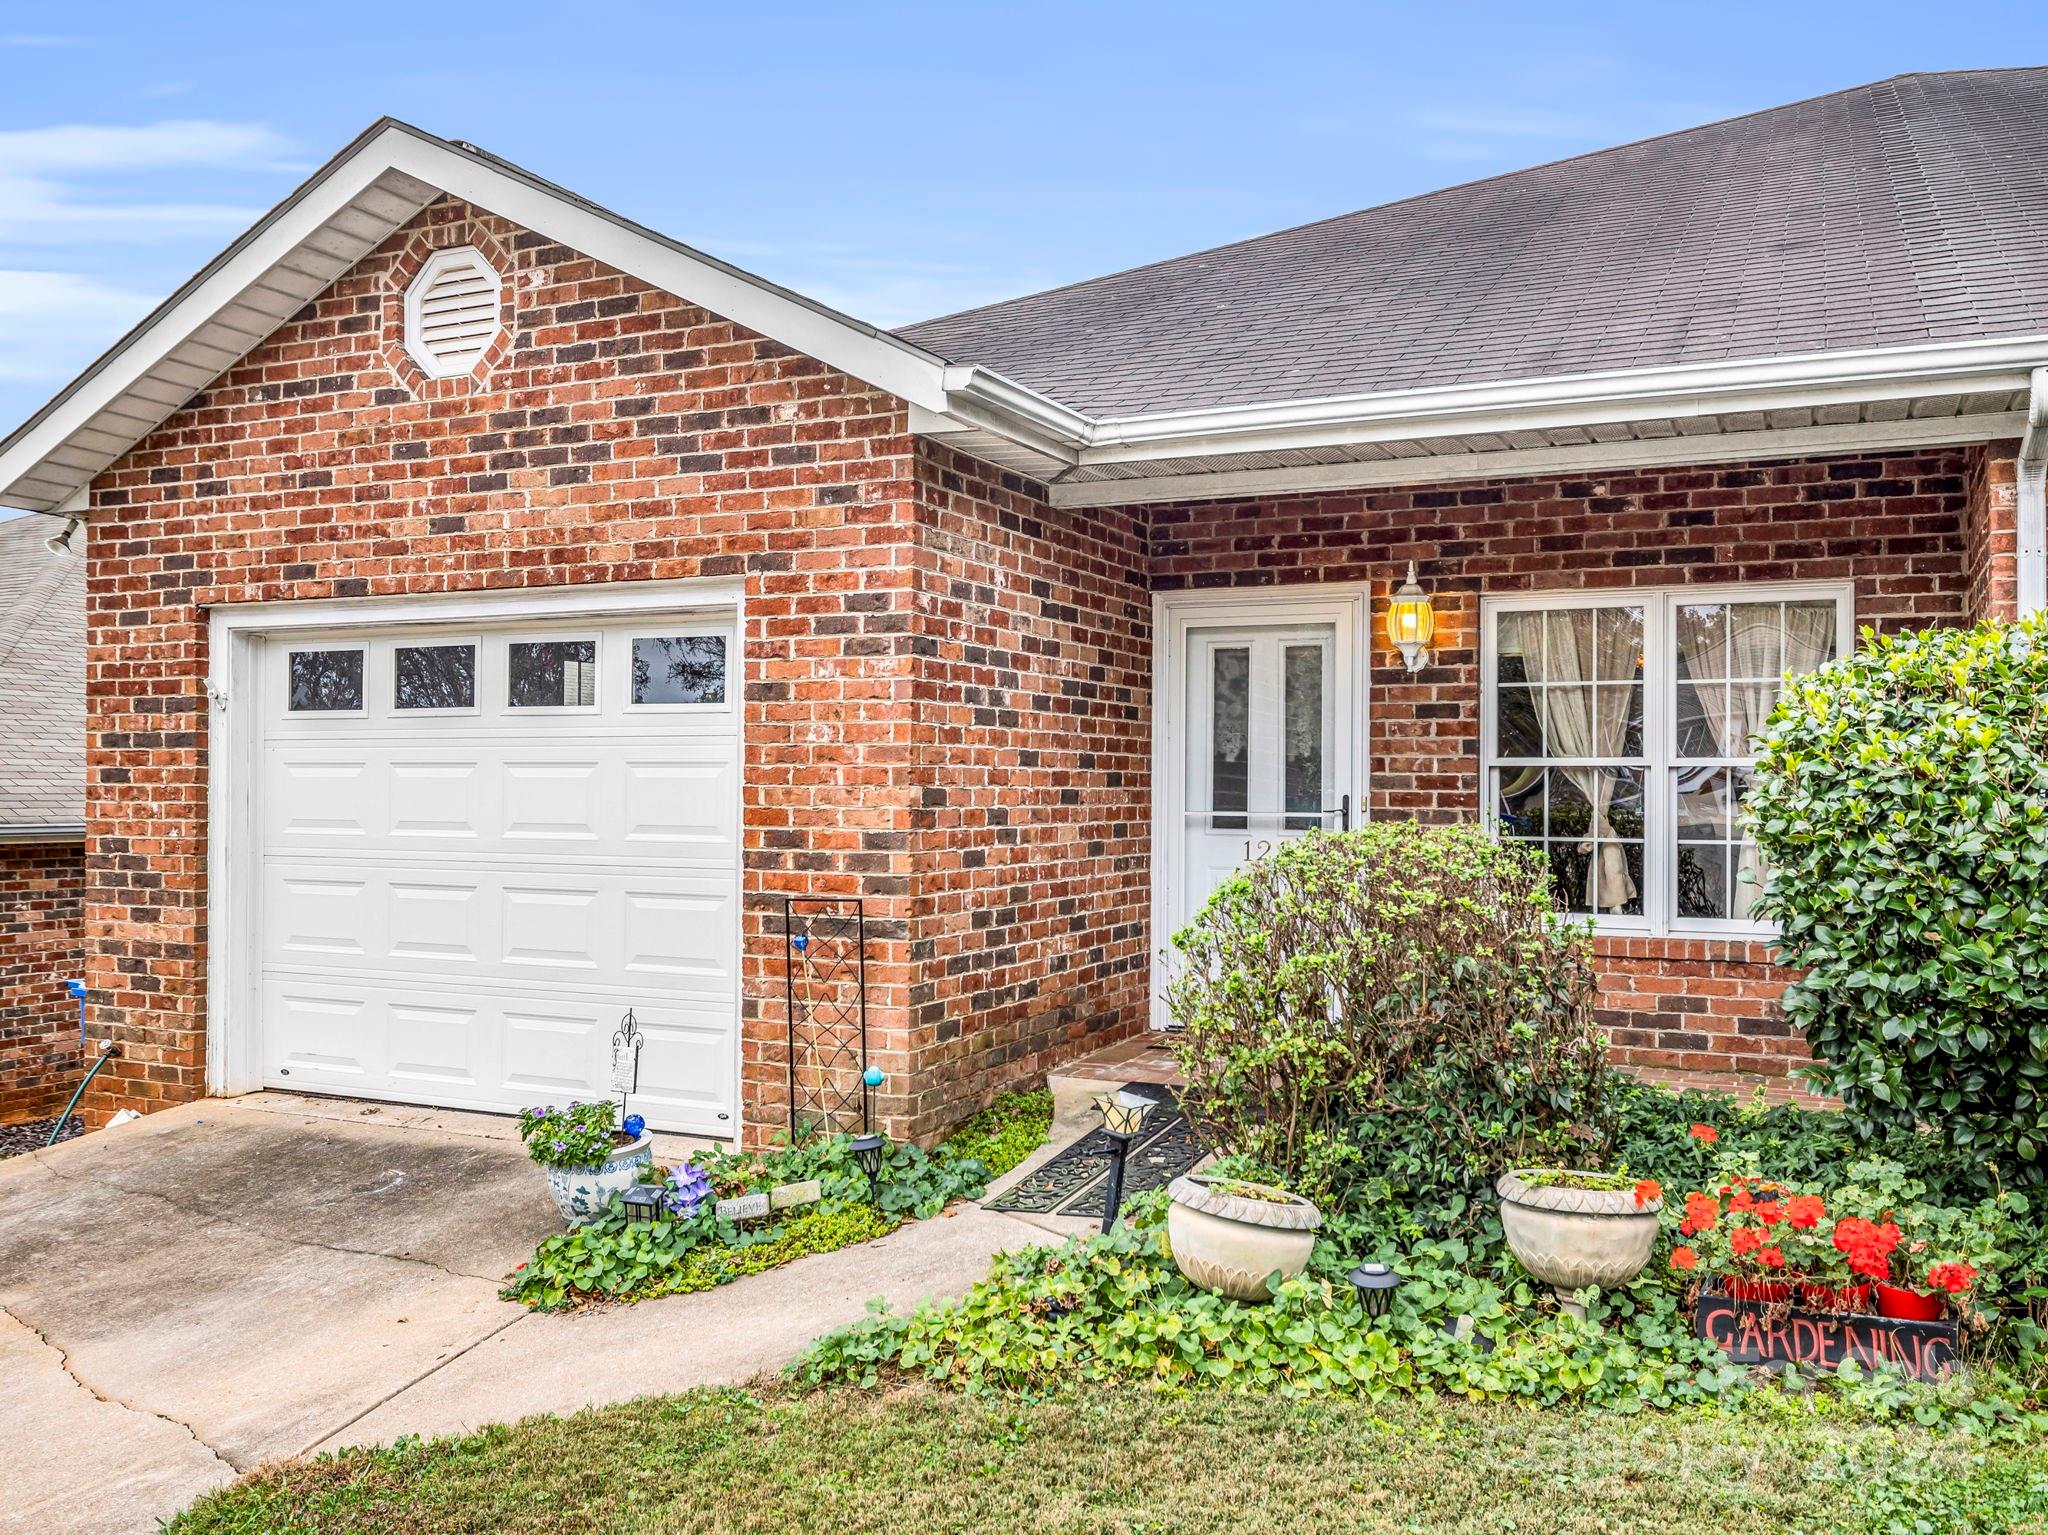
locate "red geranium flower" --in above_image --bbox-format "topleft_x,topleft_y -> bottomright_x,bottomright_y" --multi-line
1785,1194 -> 1826,1230
1634,1179 -> 1662,1209
1690,1123 -> 1719,1144
1670,1246 -> 1699,1271
1730,1226 -> 1764,1257
1927,1261 -> 1978,1295
1756,1201 -> 1785,1227
1758,1245 -> 1786,1270
1729,1189 -> 1754,1213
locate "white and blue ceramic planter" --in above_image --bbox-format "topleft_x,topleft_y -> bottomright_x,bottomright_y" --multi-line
545,1131 -> 654,1225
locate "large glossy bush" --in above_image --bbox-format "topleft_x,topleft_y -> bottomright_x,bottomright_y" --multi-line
1747,618 -> 2048,1176
1165,822 -> 1607,1199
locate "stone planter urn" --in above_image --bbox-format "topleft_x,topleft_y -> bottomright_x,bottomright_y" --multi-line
546,1130 -> 654,1225
1496,1168 -> 1660,1311
1166,1174 -> 1322,1302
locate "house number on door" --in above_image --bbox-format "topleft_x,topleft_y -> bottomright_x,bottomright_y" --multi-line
1243,838 -> 1273,861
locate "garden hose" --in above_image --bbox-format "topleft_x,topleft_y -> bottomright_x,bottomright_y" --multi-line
46,1040 -> 120,1148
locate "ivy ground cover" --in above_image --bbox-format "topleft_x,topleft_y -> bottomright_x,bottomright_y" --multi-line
503,1090 -> 1052,1310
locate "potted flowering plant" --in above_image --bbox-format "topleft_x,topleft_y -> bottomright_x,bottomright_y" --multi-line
1666,1177 -> 1805,1302
519,1101 -> 653,1225
1829,1158 -> 2022,1322
1496,1169 -> 1663,1305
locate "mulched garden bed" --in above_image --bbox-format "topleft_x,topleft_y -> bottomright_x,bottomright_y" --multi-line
0,1116 -> 82,1159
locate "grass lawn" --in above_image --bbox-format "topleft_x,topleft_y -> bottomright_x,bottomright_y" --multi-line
169,1386 -> 2048,1535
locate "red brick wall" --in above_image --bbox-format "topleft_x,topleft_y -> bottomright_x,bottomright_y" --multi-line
0,841 -> 84,1123
84,200 -> 926,1136
71,190 -> 2023,1121
907,444 -> 1152,1131
1963,441 -> 2022,622
1144,447 -> 1980,1078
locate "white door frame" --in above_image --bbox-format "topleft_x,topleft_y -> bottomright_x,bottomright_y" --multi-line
204,577 -> 747,1113
1149,583 -> 1371,1029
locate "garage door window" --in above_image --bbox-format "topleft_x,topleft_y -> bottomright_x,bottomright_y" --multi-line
508,639 -> 597,708
393,643 -> 476,711
631,635 -> 726,706
287,647 -> 364,712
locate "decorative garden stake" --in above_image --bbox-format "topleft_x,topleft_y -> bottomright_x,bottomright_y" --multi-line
1348,1261 -> 1403,1319
1093,1090 -> 1157,1234
849,1066 -> 887,1202
610,1010 -> 643,1124
621,1183 -> 664,1223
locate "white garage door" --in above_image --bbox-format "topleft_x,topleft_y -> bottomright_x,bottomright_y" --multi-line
256,612 -> 740,1136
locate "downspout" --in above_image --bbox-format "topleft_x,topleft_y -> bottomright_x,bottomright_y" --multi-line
2019,366 -> 2048,618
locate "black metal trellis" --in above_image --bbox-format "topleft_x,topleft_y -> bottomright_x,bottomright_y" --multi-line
782,896 -> 870,1140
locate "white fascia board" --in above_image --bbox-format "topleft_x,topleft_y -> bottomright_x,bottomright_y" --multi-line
376,131 -> 956,415
0,147 -> 415,509
0,120 -> 965,514
938,334 -> 2048,476
1046,411 -> 2029,510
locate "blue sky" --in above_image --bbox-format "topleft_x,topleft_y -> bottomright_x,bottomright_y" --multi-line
2,0 -> 2046,450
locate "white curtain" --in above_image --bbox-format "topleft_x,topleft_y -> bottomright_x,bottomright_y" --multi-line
1674,602 -> 1836,915
1500,609 -> 1640,910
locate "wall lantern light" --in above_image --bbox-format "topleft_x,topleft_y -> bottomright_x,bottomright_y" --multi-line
1385,562 -> 1437,672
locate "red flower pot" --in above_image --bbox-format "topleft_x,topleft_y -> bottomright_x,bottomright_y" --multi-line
1724,1277 -> 1793,1304
1874,1282 -> 1946,1322
1797,1280 -> 1873,1313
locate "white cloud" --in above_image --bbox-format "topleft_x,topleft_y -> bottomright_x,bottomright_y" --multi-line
0,118 -> 294,243
0,270 -> 156,381
0,119 -> 294,174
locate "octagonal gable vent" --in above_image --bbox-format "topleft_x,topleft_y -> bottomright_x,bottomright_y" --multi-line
404,246 -> 503,379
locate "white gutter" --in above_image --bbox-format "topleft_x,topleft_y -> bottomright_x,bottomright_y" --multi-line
2020,367 -> 2048,618
0,824 -> 86,844
941,333 -> 2048,474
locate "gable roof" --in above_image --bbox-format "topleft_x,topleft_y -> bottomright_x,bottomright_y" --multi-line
0,515 -> 84,838
1,78 -> 2045,515
900,69 -> 2048,418
0,118 -> 962,515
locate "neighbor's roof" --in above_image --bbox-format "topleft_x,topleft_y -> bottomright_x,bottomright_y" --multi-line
899,69 -> 2048,417
0,515 -> 84,837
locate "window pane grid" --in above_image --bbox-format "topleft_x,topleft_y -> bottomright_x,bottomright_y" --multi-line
1487,588 -> 1843,933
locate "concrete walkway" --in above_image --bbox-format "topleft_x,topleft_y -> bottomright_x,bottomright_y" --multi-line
0,1094 -> 1056,1535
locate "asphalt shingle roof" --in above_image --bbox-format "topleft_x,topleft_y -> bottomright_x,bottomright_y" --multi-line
897,69 -> 2048,418
0,515 -> 84,832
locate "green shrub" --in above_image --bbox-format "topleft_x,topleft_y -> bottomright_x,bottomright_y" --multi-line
1166,823 -> 1607,1200
1746,618 -> 2048,1177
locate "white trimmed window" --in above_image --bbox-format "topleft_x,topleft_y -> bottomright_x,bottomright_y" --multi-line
403,246 -> 503,378
1481,584 -> 1852,935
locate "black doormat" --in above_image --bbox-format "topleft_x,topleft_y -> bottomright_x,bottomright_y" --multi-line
985,1085 -> 1206,1217
0,1115 -> 81,1160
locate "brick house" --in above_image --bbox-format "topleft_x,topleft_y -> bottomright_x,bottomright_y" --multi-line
1,71 -> 2044,1142
0,515 -> 85,1123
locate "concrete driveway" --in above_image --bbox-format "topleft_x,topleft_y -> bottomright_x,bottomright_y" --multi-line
0,1093 -> 1052,1535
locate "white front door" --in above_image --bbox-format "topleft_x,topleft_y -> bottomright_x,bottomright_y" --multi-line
254,610 -> 742,1135
1155,588 -> 1368,1027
